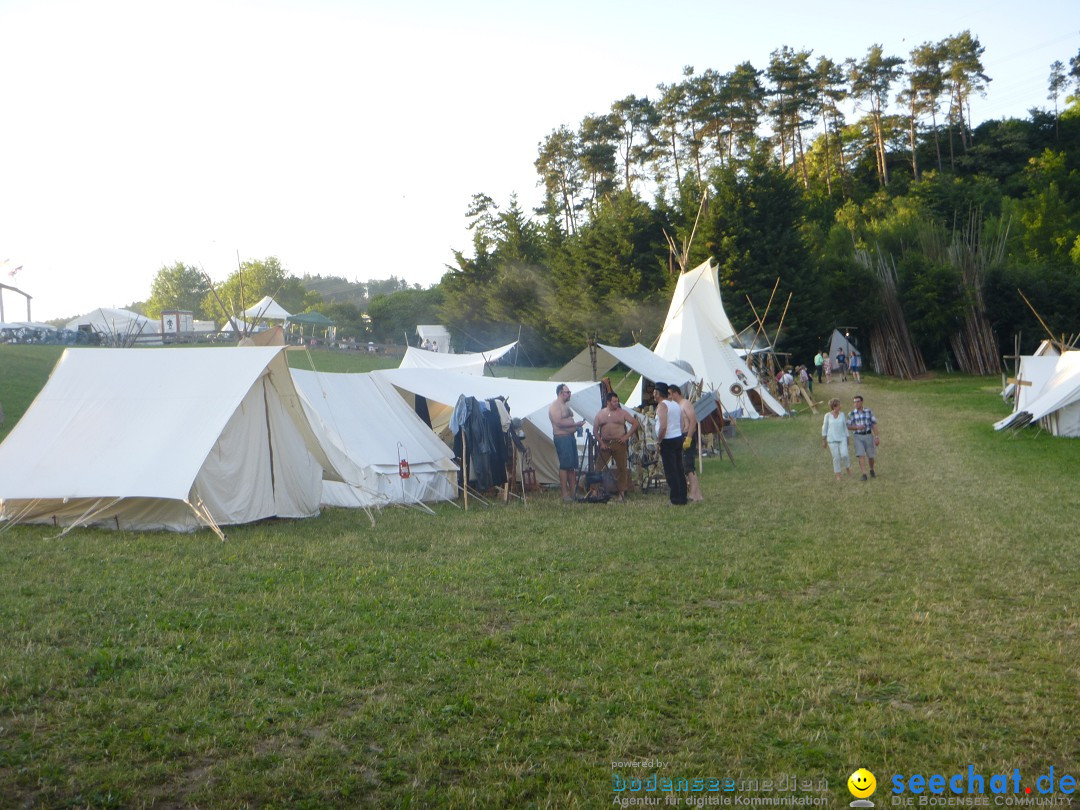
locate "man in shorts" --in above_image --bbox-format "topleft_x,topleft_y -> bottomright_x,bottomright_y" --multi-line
847,394 -> 879,481
549,383 -> 585,502
593,391 -> 640,502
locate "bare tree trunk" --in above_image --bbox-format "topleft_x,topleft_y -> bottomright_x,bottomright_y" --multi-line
908,98 -> 919,181
931,107 -> 942,172
820,109 -> 833,195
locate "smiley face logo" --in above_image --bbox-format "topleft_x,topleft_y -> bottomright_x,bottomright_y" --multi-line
848,768 -> 877,799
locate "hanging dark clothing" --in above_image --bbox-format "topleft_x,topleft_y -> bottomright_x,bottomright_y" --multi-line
451,396 -> 508,491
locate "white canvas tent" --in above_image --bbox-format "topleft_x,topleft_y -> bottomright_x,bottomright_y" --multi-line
828,329 -> 859,369
994,351 -> 1080,437
399,341 -> 517,375
66,308 -> 160,343
1002,339 -> 1061,400
374,368 -> 601,486
291,369 -> 458,507
637,259 -> 785,418
0,347 -> 358,537
416,324 -> 451,353
243,295 -> 292,322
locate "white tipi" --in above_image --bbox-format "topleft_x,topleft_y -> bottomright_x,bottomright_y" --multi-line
635,259 -> 786,418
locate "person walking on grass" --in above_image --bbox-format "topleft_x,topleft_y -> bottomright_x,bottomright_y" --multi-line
835,348 -> 847,382
814,350 -> 824,383
847,394 -> 879,481
850,350 -> 863,384
823,353 -> 832,384
822,397 -> 852,481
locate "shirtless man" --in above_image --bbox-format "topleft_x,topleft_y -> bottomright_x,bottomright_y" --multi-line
593,391 -> 640,502
667,384 -> 703,502
548,383 -> 585,502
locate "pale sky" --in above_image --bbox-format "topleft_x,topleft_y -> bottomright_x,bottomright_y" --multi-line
1,0 -> 1076,322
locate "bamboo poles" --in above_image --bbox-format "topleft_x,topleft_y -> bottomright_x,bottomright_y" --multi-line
857,248 -> 927,380
918,214 -> 1007,375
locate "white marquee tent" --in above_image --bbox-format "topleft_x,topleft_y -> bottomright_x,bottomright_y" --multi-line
399,341 -> 517,375
243,295 -> 292,322
291,369 -> 458,507
374,368 -> 601,486
66,308 -> 160,343
634,259 -> 785,418
0,347 -> 358,537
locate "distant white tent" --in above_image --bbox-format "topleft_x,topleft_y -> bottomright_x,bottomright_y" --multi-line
221,318 -> 264,333
291,369 -> 458,507
637,259 -> 785,418
375,368 -> 601,486
0,347 -> 359,537
416,324 -> 451,353
399,342 -> 517,375
66,308 -> 160,343
828,329 -> 859,368
994,351 -> 1080,437
243,295 -> 292,322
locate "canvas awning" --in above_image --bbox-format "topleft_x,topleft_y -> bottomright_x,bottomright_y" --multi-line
399,342 -> 517,375
551,342 -> 695,386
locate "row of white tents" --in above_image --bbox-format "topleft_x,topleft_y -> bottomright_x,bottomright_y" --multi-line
0,259 -> 790,537
0,346 -> 601,536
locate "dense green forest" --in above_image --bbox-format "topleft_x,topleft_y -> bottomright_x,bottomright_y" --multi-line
140,33 -> 1080,371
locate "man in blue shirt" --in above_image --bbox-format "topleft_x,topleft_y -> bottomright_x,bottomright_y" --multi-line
847,395 -> 879,480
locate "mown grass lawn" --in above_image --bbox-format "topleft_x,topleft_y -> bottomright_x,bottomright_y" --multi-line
0,346 -> 1077,808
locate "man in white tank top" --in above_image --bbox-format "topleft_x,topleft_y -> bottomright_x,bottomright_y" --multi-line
653,382 -> 687,505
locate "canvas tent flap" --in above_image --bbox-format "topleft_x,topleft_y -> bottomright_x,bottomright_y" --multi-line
399,342 -> 517,375
291,369 -> 458,506
551,343 -> 694,388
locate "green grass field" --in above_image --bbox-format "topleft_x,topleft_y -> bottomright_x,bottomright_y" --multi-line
0,345 -> 1077,808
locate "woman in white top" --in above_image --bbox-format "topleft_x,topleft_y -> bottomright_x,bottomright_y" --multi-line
821,397 -> 852,481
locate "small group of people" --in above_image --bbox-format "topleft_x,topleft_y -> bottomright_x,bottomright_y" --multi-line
814,348 -> 863,384
419,338 -> 439,351
548,382 -> 702,505
821,394 -> 880,481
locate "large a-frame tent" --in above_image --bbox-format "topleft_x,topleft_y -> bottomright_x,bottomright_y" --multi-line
0,347 -> 358,537
291,369 -> 458,507
636,259 -> 785,418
